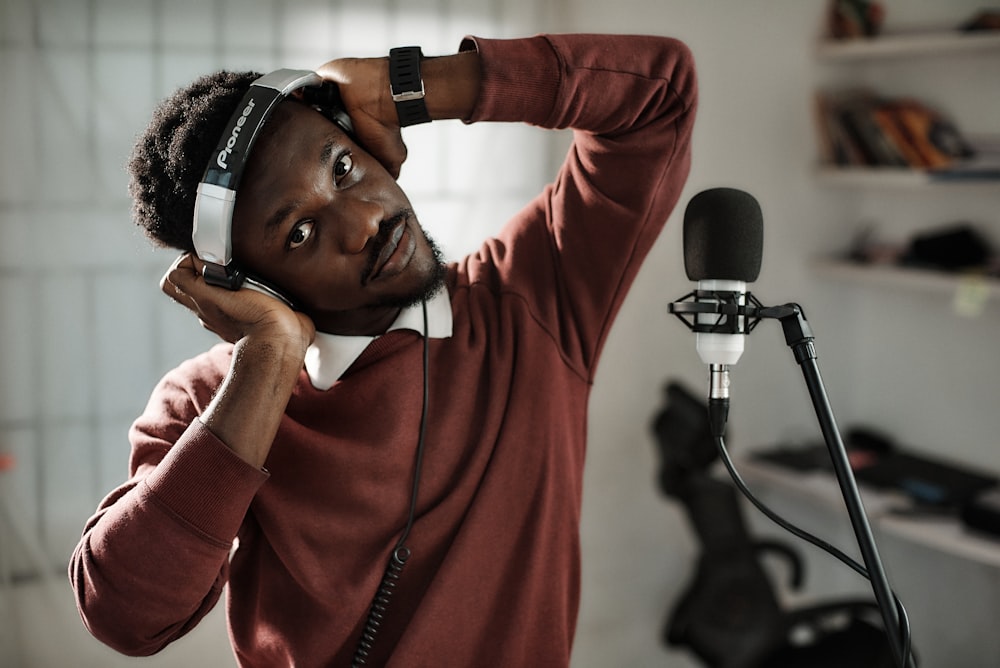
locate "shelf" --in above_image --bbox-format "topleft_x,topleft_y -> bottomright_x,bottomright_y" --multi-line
879,513 -> 1000,568
817,30 -> 1000,61
812,258 -> 1000,305
735,455 -> 1000,569
815,166 -> 1000,189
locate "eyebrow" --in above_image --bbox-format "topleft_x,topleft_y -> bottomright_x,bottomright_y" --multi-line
262,137 -> 337,240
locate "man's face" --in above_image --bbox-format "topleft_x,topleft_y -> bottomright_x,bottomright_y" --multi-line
231,100 -> 444,336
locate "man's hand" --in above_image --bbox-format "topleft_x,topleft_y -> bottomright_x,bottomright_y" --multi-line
161,253 -> 316,468
160,253 -> 316,360
317,49 -> 482,180
317,57 -> 408,179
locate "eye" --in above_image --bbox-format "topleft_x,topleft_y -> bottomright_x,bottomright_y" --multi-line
287,220 -> 314,250
333,151 -> 353,184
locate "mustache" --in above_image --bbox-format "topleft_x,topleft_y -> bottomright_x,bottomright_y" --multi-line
360,209 -> 412,284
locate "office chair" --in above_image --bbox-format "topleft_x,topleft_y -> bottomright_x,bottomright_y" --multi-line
651,381 -> 900,668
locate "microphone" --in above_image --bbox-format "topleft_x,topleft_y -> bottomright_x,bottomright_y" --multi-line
670,188 -> 763,436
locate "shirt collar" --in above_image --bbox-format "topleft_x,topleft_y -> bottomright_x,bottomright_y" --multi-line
304,289 -> 452,390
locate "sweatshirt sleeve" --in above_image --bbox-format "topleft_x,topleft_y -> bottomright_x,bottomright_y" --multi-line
69,348 -> 269,656
459,34 -> 697,379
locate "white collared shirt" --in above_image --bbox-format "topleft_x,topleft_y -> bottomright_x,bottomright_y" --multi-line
303,289 -> 453,390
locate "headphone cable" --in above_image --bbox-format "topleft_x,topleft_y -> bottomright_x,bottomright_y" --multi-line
352,300 -> 430,666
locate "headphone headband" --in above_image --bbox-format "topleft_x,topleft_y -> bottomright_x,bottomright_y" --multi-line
192,69 -> 352,297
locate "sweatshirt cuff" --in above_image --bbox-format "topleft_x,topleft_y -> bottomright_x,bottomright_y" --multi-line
460,35 -> 562,126
142,420 -> 269,545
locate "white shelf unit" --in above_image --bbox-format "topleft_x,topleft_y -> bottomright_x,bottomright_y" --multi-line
814,27 -> 1000,298
815,165 -> 1000,189
803,24 -> 1000,566
812,257 -> 1000,303
735,455 -> 1000,570
816,29 -> 1000,61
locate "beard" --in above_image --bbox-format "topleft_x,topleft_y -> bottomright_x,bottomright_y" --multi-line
375,231 -> 447,310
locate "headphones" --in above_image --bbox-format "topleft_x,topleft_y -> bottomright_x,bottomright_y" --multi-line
192,69 -> 354,307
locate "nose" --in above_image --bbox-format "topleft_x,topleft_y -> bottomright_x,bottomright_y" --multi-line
336,199 -> 383,255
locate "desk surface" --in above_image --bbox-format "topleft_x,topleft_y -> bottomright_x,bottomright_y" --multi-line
735,454 -> 1000,570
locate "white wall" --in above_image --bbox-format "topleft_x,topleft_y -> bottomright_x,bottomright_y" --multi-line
1,1 -> 998,667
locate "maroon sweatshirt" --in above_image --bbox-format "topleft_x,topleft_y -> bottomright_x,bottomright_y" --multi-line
70,33 -> 696,667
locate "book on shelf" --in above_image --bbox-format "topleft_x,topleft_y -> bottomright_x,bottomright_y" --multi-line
929,136 -> 1000,181
813,89 -> 991,177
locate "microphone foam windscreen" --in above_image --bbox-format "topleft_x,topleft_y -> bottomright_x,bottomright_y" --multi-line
683,187 -> 763,282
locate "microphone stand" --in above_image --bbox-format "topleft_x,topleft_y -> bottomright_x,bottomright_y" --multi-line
762,303 -> 913,668
669,293 -> 915,668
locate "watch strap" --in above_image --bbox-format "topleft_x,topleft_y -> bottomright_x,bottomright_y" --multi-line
389,46 -> 430,127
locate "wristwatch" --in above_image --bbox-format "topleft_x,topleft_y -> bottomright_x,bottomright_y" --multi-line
389,46 -> 430,127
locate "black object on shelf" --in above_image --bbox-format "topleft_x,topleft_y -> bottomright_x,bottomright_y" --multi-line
903,224 -> 993,272
752,427 -> 999,512
962,489 -> 1000,538
854,451 -> 997,508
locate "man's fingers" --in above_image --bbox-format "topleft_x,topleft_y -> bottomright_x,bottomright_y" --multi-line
161,253 -> 204,288
160,253 -> 205,307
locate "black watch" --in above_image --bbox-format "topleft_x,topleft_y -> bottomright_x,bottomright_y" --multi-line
389,46 -> 430,127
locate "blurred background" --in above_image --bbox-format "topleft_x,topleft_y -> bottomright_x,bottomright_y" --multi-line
1,0 -> 998,666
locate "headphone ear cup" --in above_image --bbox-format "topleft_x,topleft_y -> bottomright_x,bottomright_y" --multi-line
206,260 -> 295,308
301,82 -> 355,137
325,107 -> 355,137
300,81 -> 342,108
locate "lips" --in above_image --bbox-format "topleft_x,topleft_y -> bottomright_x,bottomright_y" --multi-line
365,216 -> 412,284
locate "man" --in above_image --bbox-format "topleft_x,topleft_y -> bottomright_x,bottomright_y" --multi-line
71,33 -> 696,667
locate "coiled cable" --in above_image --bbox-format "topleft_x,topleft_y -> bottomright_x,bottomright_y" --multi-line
351,547 -> 411,666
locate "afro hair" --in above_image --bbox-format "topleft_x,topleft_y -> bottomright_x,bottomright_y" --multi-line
127,70 -> 261,251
